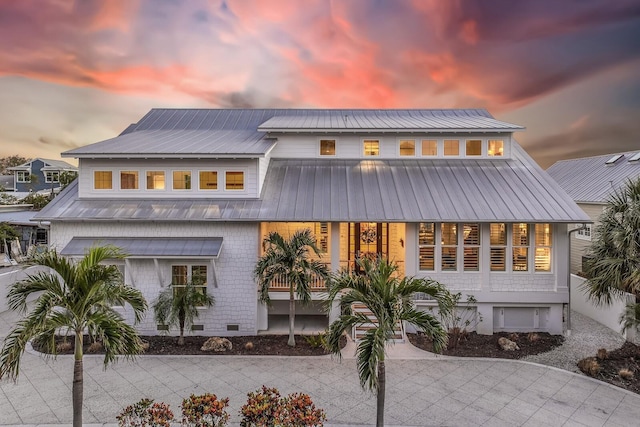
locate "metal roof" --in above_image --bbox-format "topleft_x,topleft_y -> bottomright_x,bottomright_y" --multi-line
258,110 -> 524,132
60,237 -> 223,258
7,158 -> 76,171
63,108 -> 522,159
36,142 -> 588,223
0,210 -> 48,227
547,151 -> 640,203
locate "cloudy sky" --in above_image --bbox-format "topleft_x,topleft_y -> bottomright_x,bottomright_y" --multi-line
0,0 -> 639,168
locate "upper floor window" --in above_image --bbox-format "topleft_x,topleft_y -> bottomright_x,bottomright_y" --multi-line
422,140 -> 437,156
466,140 -> 482,156
45,171 -> 60,183
512,223 -> 529,271
225,171 -> 244,190
120,171 -> 138,190
576,224 -> 592,241
146,171 -> 165,190
535,224 -> 552,272
16,171 -> 31,183
200,171 -> 218,190
418,223 -> 435,271
363,140 -> 380,156
94,171 -> 112,190
173,171 -> 191,190
399,139 -> 415,156
441,223 -> 457,271
320,139 -> 336,156
488,140 -> 504,157
444,140 -> 459,156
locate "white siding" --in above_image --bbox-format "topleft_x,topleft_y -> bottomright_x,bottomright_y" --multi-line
269,133 -> 513,159
570,203 -> 605,273
78,158 -> 260,199
257,153 -> 271,196
51,221 -> 260,336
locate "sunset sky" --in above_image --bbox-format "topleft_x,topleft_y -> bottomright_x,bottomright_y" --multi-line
0,0 -> 639,168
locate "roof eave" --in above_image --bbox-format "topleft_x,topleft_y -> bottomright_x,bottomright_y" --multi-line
258,127 -> 524,133
61,153 -> 267,159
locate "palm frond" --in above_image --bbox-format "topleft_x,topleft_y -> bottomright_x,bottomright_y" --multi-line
356,327 -> 386,391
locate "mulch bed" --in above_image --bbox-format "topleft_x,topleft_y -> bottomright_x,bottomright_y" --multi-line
578,341 -> 640,394
407,331 -> 564,359
34,334 -> 345,356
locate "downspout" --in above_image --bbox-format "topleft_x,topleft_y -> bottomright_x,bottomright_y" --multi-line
566,223 -> 587,336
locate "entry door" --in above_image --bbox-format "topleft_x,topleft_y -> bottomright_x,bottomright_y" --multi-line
349,223 -> 388,272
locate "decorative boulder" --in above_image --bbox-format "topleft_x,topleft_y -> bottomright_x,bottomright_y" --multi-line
201,337 -> 232,352
497,337 -> 520,351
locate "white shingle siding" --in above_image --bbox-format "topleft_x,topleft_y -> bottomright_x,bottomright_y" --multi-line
51,221 -> 259,336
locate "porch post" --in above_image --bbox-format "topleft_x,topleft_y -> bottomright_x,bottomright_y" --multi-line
329,222 -> 341,323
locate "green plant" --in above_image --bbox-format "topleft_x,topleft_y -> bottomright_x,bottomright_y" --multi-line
303,332 -> 327,349
255,229 -> 329,347
116,398 -> 174,427
437,292 -> 482,349
181,393 -> 230,427
239,386 -> 325,427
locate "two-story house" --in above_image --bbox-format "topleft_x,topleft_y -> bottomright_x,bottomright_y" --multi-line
8,158 -> 77,194
34,109 -> 588,337
547,151 -> 640,274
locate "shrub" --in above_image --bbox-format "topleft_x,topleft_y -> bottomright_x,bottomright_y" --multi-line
240,386 -> 325,427
303,332 -> 327,349
619,368 -> 635,380
596,348 -> 608,360
578,357 -> 601,377
116,398 -> 174,427
181,393 -> 230,427
437,292 -> 482,349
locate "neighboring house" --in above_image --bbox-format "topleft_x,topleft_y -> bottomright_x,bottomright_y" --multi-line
34,109 -> 588,337
0,175 -> 14,191
7,158 -> 77,193
0,204 -> 49,265
547,151 -> 640,274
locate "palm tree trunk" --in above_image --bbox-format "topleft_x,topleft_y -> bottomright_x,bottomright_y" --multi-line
288,285 -> 296,347
73,332 -> 83,427
178,309 -> 185,346
376,360 -> 385,427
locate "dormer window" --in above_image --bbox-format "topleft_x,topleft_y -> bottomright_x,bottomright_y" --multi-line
422,140 -> 437,156
120,171 -> 138,190
399,139 -> 415,156
199,171 -> 218,190
363,140 -> 380,156
146,171 -> 165,190
94,171 -> 112,189
173,171 -> 192,190
45,171 -> 60,183
16,171 -> 31,183
444,140 -> 459,156
225,171 -> 244,190
320,139 -> 336,156
465,140 -> 482,156
488,140 -> 504,157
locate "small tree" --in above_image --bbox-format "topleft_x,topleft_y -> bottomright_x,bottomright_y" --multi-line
254,229 -> 329,347
0,222 -> 19,255
583,178 -> 640,332
325,257 -> 452,427
153,281 -> 214,346
59,170 -> 78,190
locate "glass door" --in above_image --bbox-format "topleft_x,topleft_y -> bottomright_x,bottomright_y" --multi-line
349,223 -> 388,273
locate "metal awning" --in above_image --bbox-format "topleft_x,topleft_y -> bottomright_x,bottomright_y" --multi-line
60,237 -> 223,258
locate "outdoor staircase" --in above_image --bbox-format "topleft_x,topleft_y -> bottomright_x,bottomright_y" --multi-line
351,303 -> 405,343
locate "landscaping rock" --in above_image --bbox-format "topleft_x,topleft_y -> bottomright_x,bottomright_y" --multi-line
498,337 -> 520,351
201,337 -> 232,352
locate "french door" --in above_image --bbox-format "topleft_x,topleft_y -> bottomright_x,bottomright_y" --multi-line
349,223 -> 388,273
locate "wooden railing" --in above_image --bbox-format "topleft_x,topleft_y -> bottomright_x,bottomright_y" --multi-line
268,262 -> 331,292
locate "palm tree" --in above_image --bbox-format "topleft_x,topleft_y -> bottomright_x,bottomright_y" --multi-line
254,229 -> 329,347
0,246 -> 147,427
325,257 -> 453,427
153,280 -> 214,346
584,178 -> 640,332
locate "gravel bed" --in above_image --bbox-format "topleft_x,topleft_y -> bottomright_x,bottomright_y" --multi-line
522,310 -> 626,373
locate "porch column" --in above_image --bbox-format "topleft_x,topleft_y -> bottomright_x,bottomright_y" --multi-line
404,223 -> 417,275
329,222 -> 341,324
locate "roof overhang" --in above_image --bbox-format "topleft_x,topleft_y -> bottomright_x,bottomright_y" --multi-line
60,237 -> 223,258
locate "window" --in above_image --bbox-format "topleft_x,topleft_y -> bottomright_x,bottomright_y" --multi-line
320,139 -> 336,156
490,223 -> 506,271
173,171 -> 191,190
465,140 -> 482,156
225,171 -> 244,190
421,140 -> 437,156
94,171 -> 112,189
172,265 -> 207,298
16,171 -> 31,183
399,139 -> 415,156
444,140 -> 459,156
146,171 -> 165,190
441,223 -> 457,271
363,140 -> 380,156
418,223 -> 435,271
463,224 -> 480,271
576,224 -> 592,241
45,171 -> 59,183
120,171 -> 138,190
488,140 -> 504,157
535,224 -> 552,272
512,223 -> 529,271
199,171 -> 218,190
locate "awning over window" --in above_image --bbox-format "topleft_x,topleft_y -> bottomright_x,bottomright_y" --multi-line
60,237 -> 223,258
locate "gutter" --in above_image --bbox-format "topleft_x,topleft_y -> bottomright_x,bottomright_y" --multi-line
566,223 -> 588,336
